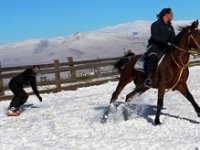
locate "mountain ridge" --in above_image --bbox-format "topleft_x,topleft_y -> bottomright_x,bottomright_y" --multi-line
0,20 -> 192,66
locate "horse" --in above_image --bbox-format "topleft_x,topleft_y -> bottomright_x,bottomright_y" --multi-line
103,20 -> 200,125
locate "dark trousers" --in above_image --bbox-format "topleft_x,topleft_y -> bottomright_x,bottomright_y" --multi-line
144,44 -> 160,77
9,79 -> 28,109
144,54 -> 158,76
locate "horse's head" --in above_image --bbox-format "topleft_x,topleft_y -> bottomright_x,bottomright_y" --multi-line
174,20 -> 200,55
188,20 -> 200,52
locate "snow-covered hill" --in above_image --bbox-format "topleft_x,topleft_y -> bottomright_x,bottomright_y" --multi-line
0,20 -> 192,66
0,66 -> 200,149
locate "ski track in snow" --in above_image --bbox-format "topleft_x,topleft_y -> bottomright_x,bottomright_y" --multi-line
1,67 -> 200,150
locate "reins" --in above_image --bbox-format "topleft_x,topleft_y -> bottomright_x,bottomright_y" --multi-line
170,52 -> 189,90
169,31 -> 200,90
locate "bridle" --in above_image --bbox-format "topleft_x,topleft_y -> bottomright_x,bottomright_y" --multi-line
169,28 -> 200,90
171,28 -> 200,68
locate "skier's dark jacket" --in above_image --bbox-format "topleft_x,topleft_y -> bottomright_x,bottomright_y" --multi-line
12,68 -> 39,96
148,19 -> 175,49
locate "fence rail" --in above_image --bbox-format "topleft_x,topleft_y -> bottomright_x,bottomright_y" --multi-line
0,57 -> 200,101
0,56 -> 121,101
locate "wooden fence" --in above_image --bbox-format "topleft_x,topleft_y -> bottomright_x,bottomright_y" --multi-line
0,57 -> 200,101
0,57 -> 121,101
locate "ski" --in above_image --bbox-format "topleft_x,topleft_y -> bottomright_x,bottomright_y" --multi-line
7,110 -> 22,117
6,104 -> 38,117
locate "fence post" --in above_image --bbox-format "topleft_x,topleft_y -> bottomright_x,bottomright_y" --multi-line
94,66 -> 100,75
0,62 -> 4,96
68,57 -> 76,80
54,59 -> 62,92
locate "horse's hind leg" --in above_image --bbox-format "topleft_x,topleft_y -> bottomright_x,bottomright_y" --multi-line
178,84 -> 200,116
122,85 -> 148,121
110,73 -> 134,104
101,72 -> 133,123
125,85 -> 148,102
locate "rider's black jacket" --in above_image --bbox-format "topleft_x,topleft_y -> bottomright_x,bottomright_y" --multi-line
148,19 -> 176,49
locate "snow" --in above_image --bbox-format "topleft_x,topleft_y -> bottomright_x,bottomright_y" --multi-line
1,66 -> 200,150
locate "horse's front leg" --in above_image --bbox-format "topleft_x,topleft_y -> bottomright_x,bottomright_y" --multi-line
178,85 -> 200,116
155,86 -> 165,125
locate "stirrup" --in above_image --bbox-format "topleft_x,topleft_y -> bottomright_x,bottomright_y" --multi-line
144,78 -> 153,87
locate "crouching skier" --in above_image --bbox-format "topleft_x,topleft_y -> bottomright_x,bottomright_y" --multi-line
7,65 -> 42,116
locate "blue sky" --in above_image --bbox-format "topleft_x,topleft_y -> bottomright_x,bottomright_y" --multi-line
0,0 -> 200,44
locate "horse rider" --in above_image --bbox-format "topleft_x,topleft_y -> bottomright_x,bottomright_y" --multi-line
144,8 -> 176,87
7,65 -> 42,116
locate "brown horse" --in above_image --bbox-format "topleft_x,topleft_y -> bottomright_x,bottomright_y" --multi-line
103,20 -> 200,125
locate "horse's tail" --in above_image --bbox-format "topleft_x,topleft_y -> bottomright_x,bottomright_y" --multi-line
114,52 -> 135,73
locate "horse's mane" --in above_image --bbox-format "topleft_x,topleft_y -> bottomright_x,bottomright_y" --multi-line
166,25 -> 191,53
173,25 -> 191,45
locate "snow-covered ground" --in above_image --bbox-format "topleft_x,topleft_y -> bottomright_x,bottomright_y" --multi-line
0,66 -> 200,150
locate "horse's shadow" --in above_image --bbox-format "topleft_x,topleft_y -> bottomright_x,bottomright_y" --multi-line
127,103 -> 156,124
95,103 -> 200,124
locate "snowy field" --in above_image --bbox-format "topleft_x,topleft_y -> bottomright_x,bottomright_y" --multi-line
1,67 -> 200,150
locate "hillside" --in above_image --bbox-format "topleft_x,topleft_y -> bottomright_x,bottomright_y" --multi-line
0,20 -> 192,66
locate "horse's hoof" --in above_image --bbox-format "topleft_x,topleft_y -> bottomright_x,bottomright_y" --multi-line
155,122 -> 161,125
154,119 -> 161,125
110,103 -> 117,112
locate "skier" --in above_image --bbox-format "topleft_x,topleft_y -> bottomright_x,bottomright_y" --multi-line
7,65 -> 42,116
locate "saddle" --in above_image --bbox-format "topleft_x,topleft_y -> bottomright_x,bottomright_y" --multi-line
134,53 -> 166,72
